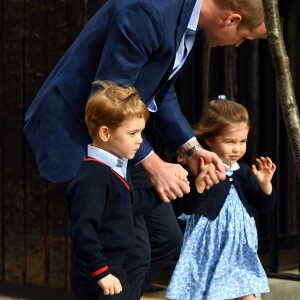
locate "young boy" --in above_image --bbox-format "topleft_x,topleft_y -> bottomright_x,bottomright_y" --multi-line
66,80 -> 162,300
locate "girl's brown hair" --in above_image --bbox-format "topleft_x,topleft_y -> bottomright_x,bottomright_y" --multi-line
177,99 -> 250,163
85,80 -> 149,139
194,99 -> 250,148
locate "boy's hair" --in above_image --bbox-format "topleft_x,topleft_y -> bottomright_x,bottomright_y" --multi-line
194,99 -> 250,148
214,0 -> 264,29
85,80 -> 150,139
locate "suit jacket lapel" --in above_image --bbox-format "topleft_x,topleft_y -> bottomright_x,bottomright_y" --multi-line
147,0 -> 196,106
175,0 -> 197,51
152,0 -> 197,105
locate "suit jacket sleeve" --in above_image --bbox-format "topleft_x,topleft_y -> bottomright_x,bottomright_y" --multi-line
91,4 -> 165,161
152,31 -> 205,151
154,84 -> 196,151
93,3 -> 195,159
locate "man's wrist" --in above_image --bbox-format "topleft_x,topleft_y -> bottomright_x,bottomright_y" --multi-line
179,139 -> 198,152
177,139 -> 202,163
184,144 -> 203,158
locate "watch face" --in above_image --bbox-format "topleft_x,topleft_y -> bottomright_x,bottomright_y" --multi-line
185,144 -> 202,158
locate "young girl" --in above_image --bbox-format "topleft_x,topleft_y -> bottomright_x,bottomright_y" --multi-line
166,98 -> 276,300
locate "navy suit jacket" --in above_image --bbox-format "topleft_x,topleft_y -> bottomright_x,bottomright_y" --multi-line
182,163 -> 276,220
24,0 -> 201,182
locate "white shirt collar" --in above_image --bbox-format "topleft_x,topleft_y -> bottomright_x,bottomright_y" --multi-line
87,144 -> 128,179
224,162 -> 240,171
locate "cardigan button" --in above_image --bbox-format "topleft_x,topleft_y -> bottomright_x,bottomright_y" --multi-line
229,178 -> 233,182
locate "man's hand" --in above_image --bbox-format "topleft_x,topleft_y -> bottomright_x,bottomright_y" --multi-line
181,142 -> 225,184
187,147 -> 225,180
97,274 -> 122,296
141,153 -> 190,202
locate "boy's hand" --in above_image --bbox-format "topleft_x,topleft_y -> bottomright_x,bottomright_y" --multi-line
97,274 -> 122,295
252,156 -> 276,195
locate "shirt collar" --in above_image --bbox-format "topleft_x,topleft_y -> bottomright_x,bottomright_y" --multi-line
187,0 -> 202,32
87,144 -> 128,179
224,162 -> 240,172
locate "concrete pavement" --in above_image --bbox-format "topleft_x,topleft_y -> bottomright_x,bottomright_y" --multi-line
1,278 -> 300,299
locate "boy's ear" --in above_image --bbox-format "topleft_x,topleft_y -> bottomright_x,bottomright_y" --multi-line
99,126 -> 110,142
224,13 -> 242,26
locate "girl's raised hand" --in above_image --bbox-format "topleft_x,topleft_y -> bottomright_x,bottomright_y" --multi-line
252,156 -> 276,194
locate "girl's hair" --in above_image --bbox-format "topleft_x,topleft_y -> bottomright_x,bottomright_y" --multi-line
177,99 -> 250,163
214,0 -> 264,29
85,80 -> 149,139
194,99 -> 250,148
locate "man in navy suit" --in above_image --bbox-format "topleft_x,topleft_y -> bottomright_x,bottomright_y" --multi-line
24,0 -> 266,297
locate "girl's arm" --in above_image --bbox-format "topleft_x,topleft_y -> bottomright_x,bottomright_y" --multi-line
181,159 -> 221,216
194,158 -> 218,193
251,156 -> 276,195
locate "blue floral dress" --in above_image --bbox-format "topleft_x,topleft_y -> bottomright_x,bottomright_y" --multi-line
166,164 -> 269,300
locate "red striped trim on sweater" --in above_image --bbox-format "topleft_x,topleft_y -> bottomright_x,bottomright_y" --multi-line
91,265 -> 109,277
83,157 -> 130,190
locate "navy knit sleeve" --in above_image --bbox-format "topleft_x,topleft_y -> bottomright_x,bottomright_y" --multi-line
66,166 -> 110,281
236,163 -> 276,213
131,187 -> 162,215
181,174 -> 206,215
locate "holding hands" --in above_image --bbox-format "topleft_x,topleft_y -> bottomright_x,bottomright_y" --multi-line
141,142 -> 226,202
194,158 -> 219,194
252,156 -> 276,195
186,144 -> 226,194
195,157 -> 217,194
187,147 -> 225,181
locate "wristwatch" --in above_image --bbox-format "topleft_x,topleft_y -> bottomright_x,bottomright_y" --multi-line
184,144 -> 203,158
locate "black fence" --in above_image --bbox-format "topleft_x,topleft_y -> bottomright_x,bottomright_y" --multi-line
0,0 -> 299,291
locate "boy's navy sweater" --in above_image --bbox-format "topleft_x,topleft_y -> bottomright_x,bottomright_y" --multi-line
183,162 -> 276,220
66,158 -> 162,282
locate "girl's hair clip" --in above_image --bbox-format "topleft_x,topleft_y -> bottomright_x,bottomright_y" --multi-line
218,94 -> 227,100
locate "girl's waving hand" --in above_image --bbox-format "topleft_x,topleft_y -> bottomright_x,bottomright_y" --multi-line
252,156 -> 276,195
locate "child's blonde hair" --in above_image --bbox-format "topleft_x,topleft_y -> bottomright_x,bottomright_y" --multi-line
85,80 -> 149,139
